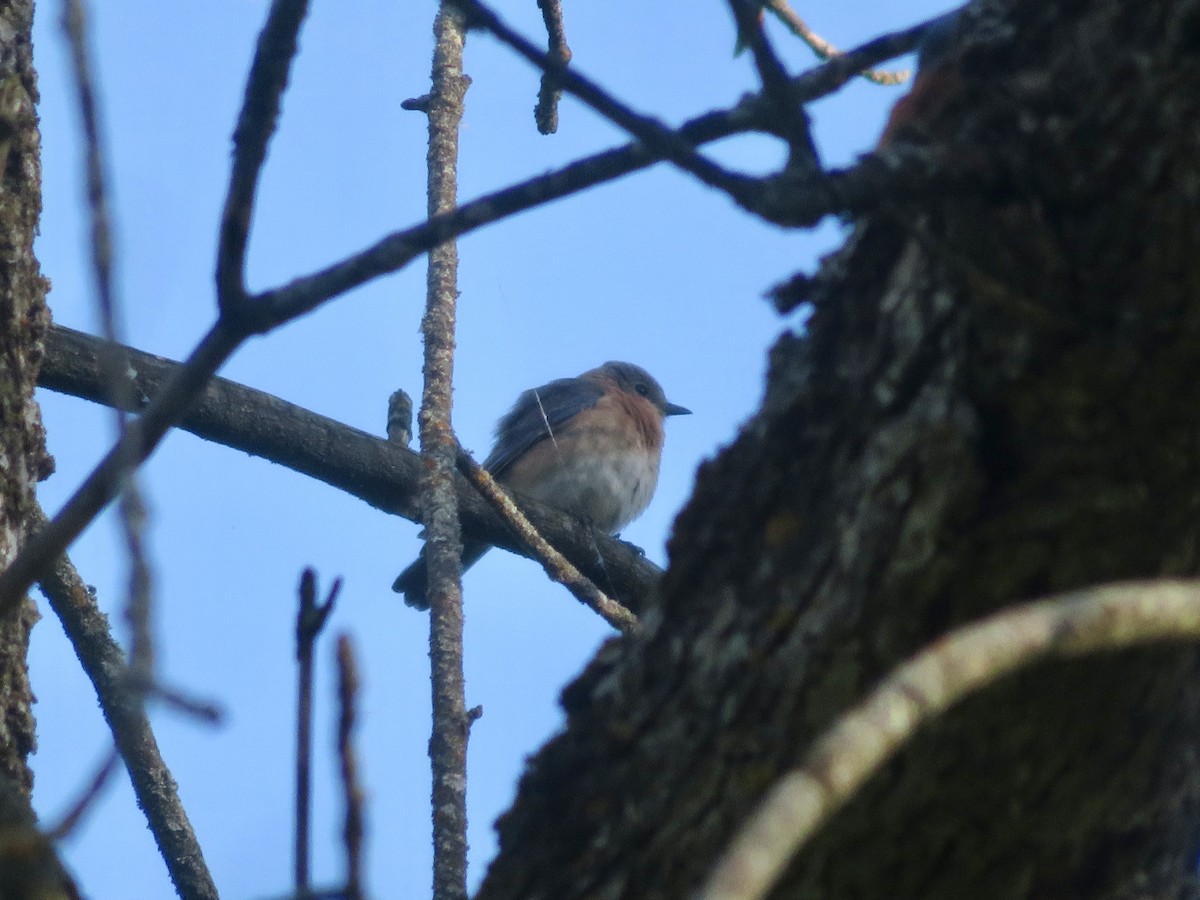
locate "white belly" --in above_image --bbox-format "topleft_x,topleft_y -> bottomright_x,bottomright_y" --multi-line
521,449 -> 659,533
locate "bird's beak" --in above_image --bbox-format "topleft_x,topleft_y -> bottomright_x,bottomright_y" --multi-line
664,402 -> 692,417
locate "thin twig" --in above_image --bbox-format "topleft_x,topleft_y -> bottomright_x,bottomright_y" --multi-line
46,746 -> 120,840
59,0 -> 118,372
141,680 -> 223,722
534,0 -> 571,134
118,487 -> 154,682
726,0 -> 820,175
0,13 -> 944,613
295,569 -> 340,896
33,504 -> 218,900
218,0 -> 312,313
117,665 -> 222,723
60,0 -> 157,690
336,635 -> 365,900
697,579 -> 1200,900
456,451 -> 640,634
402,94 -> 431,113
422,6 -> 471,898
451,0 -> 951,226
453,0 -> 760,209
764,0 -> 909,86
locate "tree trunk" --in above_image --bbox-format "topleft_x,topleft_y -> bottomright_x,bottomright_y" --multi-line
0,0 -> 52,801
475,0 -> 1200,897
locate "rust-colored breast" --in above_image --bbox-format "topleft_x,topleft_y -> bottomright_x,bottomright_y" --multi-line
607,389 -> 665,453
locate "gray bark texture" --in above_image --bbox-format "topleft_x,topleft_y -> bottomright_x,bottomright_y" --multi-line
0,1 -> 75,897
475,0 -> 1200,897
0,0 -> 50,803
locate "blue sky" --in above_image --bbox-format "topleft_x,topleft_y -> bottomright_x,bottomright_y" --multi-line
28,1 -> 958,896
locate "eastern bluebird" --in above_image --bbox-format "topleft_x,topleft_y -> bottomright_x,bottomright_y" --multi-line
393,361 -> 691,609
878,6 -> 965,146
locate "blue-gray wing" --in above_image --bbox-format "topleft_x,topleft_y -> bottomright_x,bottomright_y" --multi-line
483,377 -> 605,477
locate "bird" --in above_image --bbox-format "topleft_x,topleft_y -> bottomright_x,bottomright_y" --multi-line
878,7 -> 965,146
393,361 -> 691,609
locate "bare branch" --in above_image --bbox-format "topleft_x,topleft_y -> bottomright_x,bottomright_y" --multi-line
726,0 -> 820,175
534,0 -> 571,134
59,0 -> 118,373
453,0 -> 759,208
421,7 -> 471,897
138,680 -> 222,722
698,579 -> 1200,900
60,0 -> 158,691
46,746 -> 120,840
336,635 -> 365,900
33,504 -> 218,900
764,0 -> 910,86
294,569 -> 340,897
402,93 -> 431,113
218,0 -> 311,312
448,0 -> 962,225
456,451 -> 640,635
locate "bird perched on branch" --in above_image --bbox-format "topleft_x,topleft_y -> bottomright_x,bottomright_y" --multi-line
879,6 -> 966,145
393,361 -> 691,609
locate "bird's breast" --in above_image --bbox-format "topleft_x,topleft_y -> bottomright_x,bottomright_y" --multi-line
505,441 -> 660,534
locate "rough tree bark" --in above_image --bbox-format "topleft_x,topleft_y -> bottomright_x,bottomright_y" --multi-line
0,0 -> 51,801
475,1 -> 1200,898
0,2 -> 76,896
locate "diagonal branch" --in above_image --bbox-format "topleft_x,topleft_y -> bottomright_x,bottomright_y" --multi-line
452,0 -> 760,208
46,747 -> 120,840
32,505 -> 217,900
0,320 -> 241,615
450,1 -> 951,224
218,0 -> 311,312
726,0 -> 820,174
456,452 -> 639,634
764,0 -> 910,86
698,579 -> 1200,900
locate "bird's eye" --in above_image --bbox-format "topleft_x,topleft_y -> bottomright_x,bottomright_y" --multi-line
635,383 -> 649,397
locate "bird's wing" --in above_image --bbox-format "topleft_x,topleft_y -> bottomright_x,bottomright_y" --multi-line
483,376 -> 605,478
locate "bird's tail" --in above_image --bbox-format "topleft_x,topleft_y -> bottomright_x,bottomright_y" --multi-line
392,541 -> 491,609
